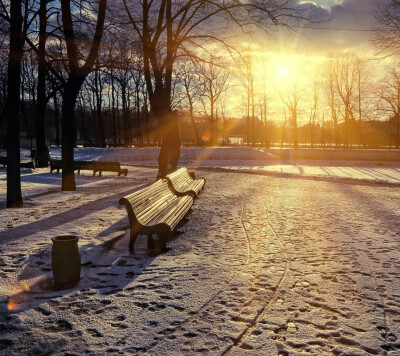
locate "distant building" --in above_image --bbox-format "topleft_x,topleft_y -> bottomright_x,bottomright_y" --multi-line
227,135 -> 244,145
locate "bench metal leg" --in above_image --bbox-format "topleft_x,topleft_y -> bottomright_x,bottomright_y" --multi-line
147,234 -> 155,250
129,232 -> 138,253
147,233 -> 169,251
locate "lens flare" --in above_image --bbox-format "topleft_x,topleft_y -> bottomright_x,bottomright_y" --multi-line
7,292 -> 27,311
202,132 -> 211,141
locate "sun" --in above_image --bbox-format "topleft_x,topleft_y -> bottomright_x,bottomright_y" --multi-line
279,66 -> 289,77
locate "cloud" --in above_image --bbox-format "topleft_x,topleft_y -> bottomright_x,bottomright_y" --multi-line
283,0 -> 381,55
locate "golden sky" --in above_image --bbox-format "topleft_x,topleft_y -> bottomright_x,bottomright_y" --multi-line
219,0 -> 386,120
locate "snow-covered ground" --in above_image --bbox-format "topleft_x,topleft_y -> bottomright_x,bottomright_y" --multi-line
0,147 -> 400,355
45,146 -> 400,185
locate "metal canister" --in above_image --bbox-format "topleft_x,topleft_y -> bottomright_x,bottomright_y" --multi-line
51,235 -> 81,288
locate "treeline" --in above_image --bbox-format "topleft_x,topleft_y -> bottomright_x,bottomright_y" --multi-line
2,43 -> 400,153
3,49 -> 400,152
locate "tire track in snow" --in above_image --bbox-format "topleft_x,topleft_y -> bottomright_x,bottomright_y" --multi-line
222,200 -> 291,355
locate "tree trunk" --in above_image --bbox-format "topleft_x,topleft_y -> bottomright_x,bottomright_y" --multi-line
53,91 -> 60,146
121,86 -> 129,146
251,79 -> 255,146
116,90 -> 121,145
187,92 -> 200,145
95,67 -> 106,146
35,0 -> 49,167
61,75 -> 83,191
210,100 -> 214,145
111,74 -> 117,146
156,109 -> 180,179
293,114 -> 299,149
136,87 -> 142,145
6,0 -> 24,208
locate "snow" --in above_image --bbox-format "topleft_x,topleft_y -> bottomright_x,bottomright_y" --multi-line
0,147 -> 400,355
47,146 -> 400,185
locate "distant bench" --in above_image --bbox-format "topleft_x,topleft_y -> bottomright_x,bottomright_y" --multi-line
119,178 -> 194,252
0,156 -> 35,169
50,159 -> 128,176
94,161 -> 128,177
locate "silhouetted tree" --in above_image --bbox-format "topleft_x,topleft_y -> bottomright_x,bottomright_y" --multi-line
279,82 -> 302,149
199,58 -> 229,145
373,1 -> 400,57
2,0 -> 30,207
376,64 -> 400,148
60,0 -> 107,191
123,0 -> 318,178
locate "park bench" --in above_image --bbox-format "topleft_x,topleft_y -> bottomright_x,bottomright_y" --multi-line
165,167 -> 206,198
93,161 -> 128,176
118,178 -> 194,252
74,160 -> 96,175
50,159 -> 95,175
50,159 -> 127,176
49,159 -> 62,173
0,156 -> 35,169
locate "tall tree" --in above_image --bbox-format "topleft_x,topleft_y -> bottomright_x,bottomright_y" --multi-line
60,0 -> 107,191
333,54 -> 356,148
323,55 -> 340,148
308,80 -> 319,148
279,82 -> 302,149
236,53 -> 256,145
376,64 -> 400,148
3,0 -> 26,207
372,1 -> 400,56
199,58 -> 229,145
35,0 -> 50,167
123,0 -> 318,178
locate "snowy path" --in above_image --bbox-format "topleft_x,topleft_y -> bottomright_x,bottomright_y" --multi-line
41,146 -> 400,185
0,167 -> 400,355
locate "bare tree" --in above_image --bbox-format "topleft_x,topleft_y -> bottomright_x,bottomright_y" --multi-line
279,82 -> 302,149
376,63 -> 400,148
308,80 -> 319,148
259,52 -> 273,147
323,55 -> 340,148
372,1 -> 400,57
199,58 -> 229,145
1,0 -> 34,207
122,0 -> 319,178
59,0 -> 107,191
176,59 -> 202,145
34,0 -> 51,167
333,54 -> 357,148
235,54 -> 255,145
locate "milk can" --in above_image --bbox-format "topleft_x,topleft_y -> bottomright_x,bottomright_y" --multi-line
51,235 -> 81,288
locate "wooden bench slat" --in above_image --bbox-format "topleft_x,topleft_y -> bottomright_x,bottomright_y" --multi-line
165,167 -> 206,198
119,179 -> 194,252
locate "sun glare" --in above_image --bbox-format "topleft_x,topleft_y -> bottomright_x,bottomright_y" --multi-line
279,66 -> 289,77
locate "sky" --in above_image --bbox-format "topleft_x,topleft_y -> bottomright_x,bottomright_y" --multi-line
222,0 -> 387,120
300,0 -> 379,54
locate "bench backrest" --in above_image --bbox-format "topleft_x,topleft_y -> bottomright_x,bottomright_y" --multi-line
167,167 -> 191,187
119,179 -> 174,225
97,162 -> 121,169
75,161 -> 95,169
166,167 -> 205,197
